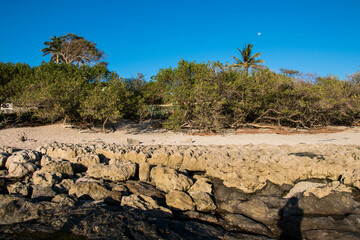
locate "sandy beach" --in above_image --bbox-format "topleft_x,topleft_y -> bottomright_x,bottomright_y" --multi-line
1,122 -> 359,149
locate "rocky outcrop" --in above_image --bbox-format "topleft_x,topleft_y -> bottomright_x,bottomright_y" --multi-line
0,143 -> 359,239
87,161 -> 136,182
150,166 -> 193,193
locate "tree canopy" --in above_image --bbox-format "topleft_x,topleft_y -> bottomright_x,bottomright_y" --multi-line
230,43 -> 265,74
41,34 -> 106,65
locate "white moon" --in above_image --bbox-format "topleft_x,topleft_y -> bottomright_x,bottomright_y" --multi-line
257,32 -> 261,36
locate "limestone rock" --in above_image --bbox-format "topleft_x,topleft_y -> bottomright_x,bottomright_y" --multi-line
5,150 -> 41,168
68,181 -> 110,201
165,190 -> 195,211
7,181 -> 31,197
51,194 -> 76,206
188,191 -> 216,212
121,194 -> 172,215
7,161 -> 37,178
53,178 -> 74,193
104,191 -> 123,205
125,181 -> 164,200
150,166 -> 193,193
32,170 -> 62,186
0,153 -> 8,168
222,213 -> 275,238
298,191 -> 359,215
138,162 -> 151,182
189,176 -> 213,194
285,181 -> 352,199
0,195 -> 40,224
87,162 -> 136,182
40,160 -> 76,176
31,185 -> 57,201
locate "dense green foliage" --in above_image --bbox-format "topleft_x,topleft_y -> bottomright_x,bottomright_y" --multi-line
1,59 -> 359,131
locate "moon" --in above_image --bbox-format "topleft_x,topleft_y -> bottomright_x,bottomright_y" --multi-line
257,32 -> 261,36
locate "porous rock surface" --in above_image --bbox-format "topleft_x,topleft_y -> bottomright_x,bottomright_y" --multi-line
0,143 -> 359,239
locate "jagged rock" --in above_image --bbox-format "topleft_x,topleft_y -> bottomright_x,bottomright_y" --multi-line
222,213 -> 276,238
0,195 -> 40,224
5,150 -> 41,169
32,170 -> 62,186
165,190 -> 195,211
139,162 -> 151,182
108,182 -> 128,194
51,194 -> 76,206
125,181 -> 164,200
285,181 -> 352,199
188,191 -> 216,212
189,176 -> 213,193
104,190 -> 123,205
53,178 -> 74,193
121,194 -> 172,215
7,181 -> 31,197
40,160 -> 76,176
150,166 -> 193,193
181,152 -> 206,171
298,191 -> 360,215
68,181 -> 110,201
87,161 -> 136,182
0,153 -> 8,168
218,198 -> 279,226
0,170 -> 8,176
31,185 -> 57,201
7,162 -> 37,178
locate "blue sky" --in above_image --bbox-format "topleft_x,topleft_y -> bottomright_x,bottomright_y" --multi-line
1,0 -> 359,80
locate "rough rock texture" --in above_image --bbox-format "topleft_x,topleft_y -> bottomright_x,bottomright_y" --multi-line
166,190 -> 195,211
68,181 -> 110,201
0,143 -> 359,240
150,166 -> 193,193
87,161 -> 136,182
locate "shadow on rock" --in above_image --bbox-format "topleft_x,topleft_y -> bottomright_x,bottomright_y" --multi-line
278,197 -> 303,240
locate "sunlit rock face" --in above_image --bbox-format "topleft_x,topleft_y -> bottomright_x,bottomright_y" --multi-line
0,143 -> 359,239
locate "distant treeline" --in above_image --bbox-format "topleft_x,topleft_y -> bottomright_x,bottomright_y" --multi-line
1,61 -> 359,131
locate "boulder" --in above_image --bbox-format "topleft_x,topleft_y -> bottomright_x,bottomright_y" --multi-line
7,162 -> 37,178
31,185 -> 57,201
53,178 -> 74,193
125,181 -> 164,200
68,181 -> 110,201
51,194 -> 76,206
5,150 -> 41,168
189,176 -> 213,194
218,198 -> 279,226
298,191 -> 359,215
165,190 -> 195,211
87,162 -> 136,182
121,194 -> 172,215
138,162 -> 151,182
285,181 -> 352,199
32,170 -> 62,186
222,213 -> 276,238
40,160 -> 76,176
0,153 -> 8,168
104,191 -> 123,205
0,195 -> 40,224
188,191 -> 216,212
150,166 -> 193,193
7,181 -> 31,197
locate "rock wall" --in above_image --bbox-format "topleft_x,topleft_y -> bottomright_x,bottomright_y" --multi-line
0,143 -> 359,239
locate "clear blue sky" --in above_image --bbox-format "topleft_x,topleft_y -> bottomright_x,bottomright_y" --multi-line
1,0 -> 359,80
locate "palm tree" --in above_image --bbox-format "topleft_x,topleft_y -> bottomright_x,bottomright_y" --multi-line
41,36 -> 64,63
230,43 -> 264,74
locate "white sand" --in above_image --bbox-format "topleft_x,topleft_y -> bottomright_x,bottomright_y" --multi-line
0,123 -> 359,149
